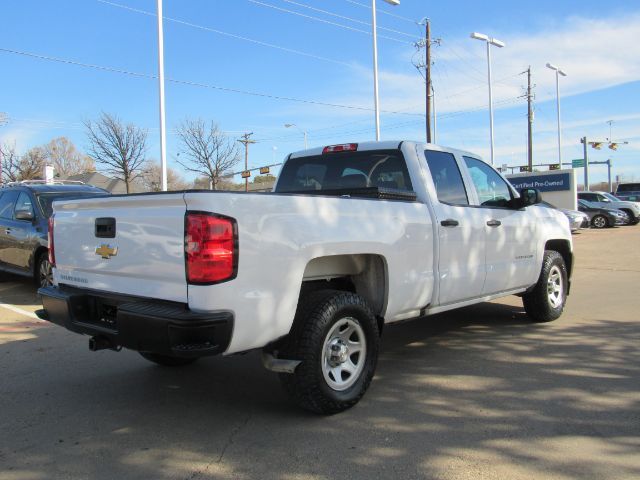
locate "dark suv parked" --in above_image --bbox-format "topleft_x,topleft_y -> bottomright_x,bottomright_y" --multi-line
0,181 -> 109,287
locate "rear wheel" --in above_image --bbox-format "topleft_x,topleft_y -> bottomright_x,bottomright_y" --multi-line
591,215 -> 608,229
139,352 -> 199,367
35,252 -> 53,288
278,290 -> 379,414
523,250 -> 567,323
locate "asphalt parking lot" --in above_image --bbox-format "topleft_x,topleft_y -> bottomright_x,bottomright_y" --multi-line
1,227 -> 639,480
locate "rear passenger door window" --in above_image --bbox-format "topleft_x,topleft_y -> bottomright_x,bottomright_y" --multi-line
424,150 -> 469,205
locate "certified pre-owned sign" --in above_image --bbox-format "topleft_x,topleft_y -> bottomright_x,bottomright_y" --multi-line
508,173 -> 571,192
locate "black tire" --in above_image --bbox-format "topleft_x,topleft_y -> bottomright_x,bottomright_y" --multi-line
591,214 -> 608,229
523,250 -> 568,323
278,290 -> 380,415
139,352 -> 199,367
34,251 -> 53,288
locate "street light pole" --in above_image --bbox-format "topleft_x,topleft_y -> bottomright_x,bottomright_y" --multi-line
284,123 -> 308,149
156,0 -> 168,191
471,32 -> 505,166
372,0 -> 400,141
546,63 -> 567,166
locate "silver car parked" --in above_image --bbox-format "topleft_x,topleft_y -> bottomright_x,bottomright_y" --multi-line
577,191 -> 640,225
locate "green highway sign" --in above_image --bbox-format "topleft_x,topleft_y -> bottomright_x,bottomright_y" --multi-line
572,158 -> 585,168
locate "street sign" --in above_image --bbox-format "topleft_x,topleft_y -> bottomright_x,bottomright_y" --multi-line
572,158 -> 584,168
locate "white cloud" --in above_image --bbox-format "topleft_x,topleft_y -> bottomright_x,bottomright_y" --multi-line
329,12 -> 640,117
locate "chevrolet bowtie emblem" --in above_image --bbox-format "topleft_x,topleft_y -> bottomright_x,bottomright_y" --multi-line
95,244 -> 118,259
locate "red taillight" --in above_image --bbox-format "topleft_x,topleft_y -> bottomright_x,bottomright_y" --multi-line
185,213 -> 237,284
48,215 -> 56,267
322,143 -> 358,154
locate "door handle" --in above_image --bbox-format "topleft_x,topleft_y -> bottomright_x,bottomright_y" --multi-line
486,219 -> 502,227
440,219 -> 459,227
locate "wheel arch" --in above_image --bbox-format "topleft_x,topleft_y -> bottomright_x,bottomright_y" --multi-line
544,239 -> 572,279
32,246 -> 49,275
300,254 -> 388,333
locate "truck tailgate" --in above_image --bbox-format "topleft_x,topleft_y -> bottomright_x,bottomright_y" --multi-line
52,193 -> 188,303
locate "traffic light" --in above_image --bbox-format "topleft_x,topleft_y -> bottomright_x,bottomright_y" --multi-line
590,142 -> 603,150
609,143 -> 618,150
519,166 -> 530,172
549,164 -> 560,170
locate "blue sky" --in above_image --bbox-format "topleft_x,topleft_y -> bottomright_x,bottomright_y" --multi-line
1,0 -> 639,185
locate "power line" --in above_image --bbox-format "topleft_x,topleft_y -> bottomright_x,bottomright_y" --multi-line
277,0 -> 416,38
0,47 -> 426,117
97,0 -> 353,67
247,0 -> 411,44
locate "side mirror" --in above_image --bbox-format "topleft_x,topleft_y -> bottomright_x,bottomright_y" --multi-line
15,209 -> 34,221
518,188 -> 542,208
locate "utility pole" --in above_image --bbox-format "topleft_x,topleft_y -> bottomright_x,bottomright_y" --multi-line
414,19 -> 439,144
425,19 -> 432,143
237,133 -> 256,192
526,66 -> 534,172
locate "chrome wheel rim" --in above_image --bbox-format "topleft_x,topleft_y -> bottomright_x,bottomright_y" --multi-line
593,216 -> 606,228
547,265 -> 563,309
322,317 -> 366,391
39,258 -> 53,287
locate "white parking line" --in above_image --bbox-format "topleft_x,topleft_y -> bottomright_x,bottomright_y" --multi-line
0,302 -> 43,321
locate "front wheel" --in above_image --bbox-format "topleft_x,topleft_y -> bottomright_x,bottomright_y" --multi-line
523,250 -> 568,322
278,290 -> 380,414
591,215 -> 608,229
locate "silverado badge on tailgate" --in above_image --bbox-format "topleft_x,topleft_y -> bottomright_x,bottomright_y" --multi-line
95,244 -> 118,259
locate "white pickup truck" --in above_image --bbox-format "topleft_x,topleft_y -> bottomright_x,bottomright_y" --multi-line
39,141 -> 573,414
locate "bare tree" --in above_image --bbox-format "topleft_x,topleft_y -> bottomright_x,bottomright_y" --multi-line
18,147 -> 47,180
1,142 -> 20,182
44,137 -> 95,177
84,112 -> 147,193
175,119 -> 240,190
139,160 -> 190,192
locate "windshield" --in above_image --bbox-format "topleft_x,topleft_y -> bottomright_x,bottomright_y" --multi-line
37,191 -> 109,218
275,149 -> 413,193
602,192 -> 620,202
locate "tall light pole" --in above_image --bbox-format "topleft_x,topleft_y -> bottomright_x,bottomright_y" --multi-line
470,32 -> 505,166
284,123 -> 308,149
0,112 -> 8,185
372,0 -> 400,141
156,0 -> 168,191
546,63 -> 567,166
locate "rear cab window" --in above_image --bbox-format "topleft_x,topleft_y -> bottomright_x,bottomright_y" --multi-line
275,149 -> 413,193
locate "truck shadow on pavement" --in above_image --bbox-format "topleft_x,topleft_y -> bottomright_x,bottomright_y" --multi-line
1,301 -> 639,480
